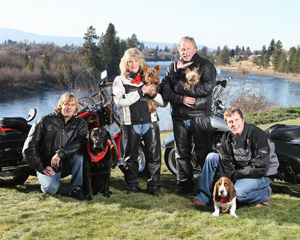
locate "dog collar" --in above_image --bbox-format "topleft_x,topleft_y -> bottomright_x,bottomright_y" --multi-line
87,141 -> 110,163
219,197 -> 228,205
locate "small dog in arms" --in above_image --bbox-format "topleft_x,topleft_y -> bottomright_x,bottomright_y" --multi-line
212,177 -> 238,218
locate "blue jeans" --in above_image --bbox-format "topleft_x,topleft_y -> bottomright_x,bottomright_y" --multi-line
195,153 -> 271,205
37,153 -> 84,195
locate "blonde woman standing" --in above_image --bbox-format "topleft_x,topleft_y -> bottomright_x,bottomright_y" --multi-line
113,48 -> 166,196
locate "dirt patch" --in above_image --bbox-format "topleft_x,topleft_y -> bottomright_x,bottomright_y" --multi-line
221,59 -> 300,83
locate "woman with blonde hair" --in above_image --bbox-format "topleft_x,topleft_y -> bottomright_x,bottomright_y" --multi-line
113,48 -> 166,196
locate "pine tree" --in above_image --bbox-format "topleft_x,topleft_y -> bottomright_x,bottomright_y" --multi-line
216,45 -> 230,66
267,39 -> 275,56
277,52 -> 287,73
39,64 -> 46,82
22,54 -> 29,68
99,23 -> 121,80
27,61 -> 34,71
42,51 -> 50,70
285,47 -> 297,73
271,40 -> 283,71
80,26 -> 101,69
292,47 -> 300,74
126,34 -> 140,49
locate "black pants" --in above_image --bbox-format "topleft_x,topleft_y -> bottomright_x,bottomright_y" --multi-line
173,116 -> 213,188
122,122 -> 163,191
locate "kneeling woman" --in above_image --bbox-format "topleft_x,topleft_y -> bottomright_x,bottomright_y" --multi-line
113,48 -> 166,196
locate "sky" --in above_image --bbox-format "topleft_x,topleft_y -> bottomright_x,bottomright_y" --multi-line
1,0 -> 299,51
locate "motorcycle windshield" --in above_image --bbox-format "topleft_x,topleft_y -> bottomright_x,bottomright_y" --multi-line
74,68 -> 103,102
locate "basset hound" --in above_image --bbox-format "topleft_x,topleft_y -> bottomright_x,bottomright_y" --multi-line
212,177 -> 238,218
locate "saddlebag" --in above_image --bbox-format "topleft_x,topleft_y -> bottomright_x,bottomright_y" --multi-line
0,132 -> 27,167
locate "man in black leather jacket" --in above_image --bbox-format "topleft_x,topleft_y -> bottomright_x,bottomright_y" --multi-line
23,93 -> 88,200
161,36 -> 216,194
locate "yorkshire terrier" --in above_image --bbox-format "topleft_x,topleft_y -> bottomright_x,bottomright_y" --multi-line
143,64 -> 161,113
184,67 -> 200,90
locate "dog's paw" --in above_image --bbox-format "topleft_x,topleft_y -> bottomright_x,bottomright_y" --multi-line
212,211 -> 219,217
230,212 -> 238,218
102,191 -> 112,198
86,195 -> 93,201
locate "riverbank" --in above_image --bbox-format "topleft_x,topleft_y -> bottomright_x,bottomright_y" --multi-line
221,59 -> 300,83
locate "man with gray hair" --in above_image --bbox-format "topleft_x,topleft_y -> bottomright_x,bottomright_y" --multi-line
160,36 -> 216,194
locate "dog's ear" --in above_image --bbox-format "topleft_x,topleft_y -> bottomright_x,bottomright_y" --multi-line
194,67 -> 200,74
213,181 -> 220,202
143,63 -> 150,73
228,180 -> 236,202
154,65 -> 161,73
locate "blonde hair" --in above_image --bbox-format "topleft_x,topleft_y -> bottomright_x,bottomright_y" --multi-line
224,107 -> 244,124
119,48 -> 145,76
54,93 -> 80,114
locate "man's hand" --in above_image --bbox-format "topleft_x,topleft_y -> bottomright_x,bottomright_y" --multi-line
42,166 -> 55,176
183,96 -> 196,107
51,153 -> 61,168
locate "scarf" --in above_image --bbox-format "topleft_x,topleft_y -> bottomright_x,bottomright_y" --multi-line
219,197 -> 228,205
87,141 -> 110,163
176,54 -> 197,70
127,71 -> 143,84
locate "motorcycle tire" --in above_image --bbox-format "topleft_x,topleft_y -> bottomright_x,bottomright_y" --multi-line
0,170 -> 30,186
278,186 -> 300,198
118,143 -> 148,178
164,147 -> 201,179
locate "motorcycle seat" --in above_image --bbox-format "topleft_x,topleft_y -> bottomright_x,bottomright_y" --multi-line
265,124 -> 300,141
0,117 -> 28,132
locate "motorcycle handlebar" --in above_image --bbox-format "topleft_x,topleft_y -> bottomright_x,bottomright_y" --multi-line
216,77 -> 232,87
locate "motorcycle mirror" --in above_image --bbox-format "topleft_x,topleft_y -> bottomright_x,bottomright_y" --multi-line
26,108 -> 37,122
101,70 -> 107,80
216,66 -> 221,75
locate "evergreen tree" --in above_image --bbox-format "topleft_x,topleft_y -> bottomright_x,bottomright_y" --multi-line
292,47 -> 300,74
27,61 -> 34,71
39,64 -> 46,82
119,39 -> 127,58
230,49 -> 235,58
277,52 -> 287,73
140,42 -> 145,51
235,45 -> 241,56
267,39 -> 275,56
80,26 -> 101,69
271,40 -> 283,71
126,34 -> 140,49
285,47 -> 297,73
262,53 -> 270,69
99,23 -> 121,80
42,51 -> 50,70
216,46 -> 221,57
22,54 -> 29,67
216,45 -> 230,66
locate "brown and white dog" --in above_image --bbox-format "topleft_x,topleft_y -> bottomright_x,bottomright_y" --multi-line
143,64 -> 161,113
184,67 -> 200,90
212,177 -> 238,218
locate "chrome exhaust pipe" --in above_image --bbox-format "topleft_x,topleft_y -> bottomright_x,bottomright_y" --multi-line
272,178 -> 300,190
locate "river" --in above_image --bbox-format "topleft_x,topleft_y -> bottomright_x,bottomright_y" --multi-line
1,61 -> 300,131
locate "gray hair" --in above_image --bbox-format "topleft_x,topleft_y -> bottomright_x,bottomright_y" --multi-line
178,36 -> 197,50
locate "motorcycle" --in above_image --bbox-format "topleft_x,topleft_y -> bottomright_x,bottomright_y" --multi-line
161,69 -> 300,198
0,108 -> 37,186
74,68 -> 148,177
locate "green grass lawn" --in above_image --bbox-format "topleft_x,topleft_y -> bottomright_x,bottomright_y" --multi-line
1,127 -> 300,239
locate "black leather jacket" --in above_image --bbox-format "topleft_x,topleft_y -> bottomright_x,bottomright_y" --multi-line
219,123 -> 273,179
160,54 -> 216,119
22,111 -> 88,173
